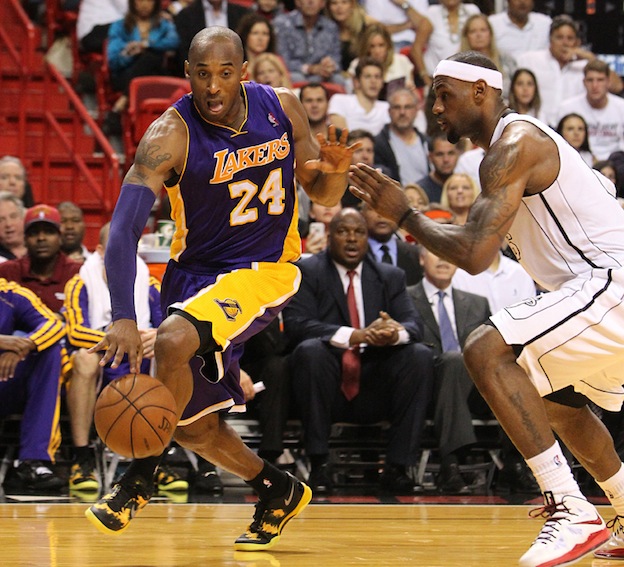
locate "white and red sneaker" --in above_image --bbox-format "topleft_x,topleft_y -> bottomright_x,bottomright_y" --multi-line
519,492 -> 609,567
594,515 -> 624,560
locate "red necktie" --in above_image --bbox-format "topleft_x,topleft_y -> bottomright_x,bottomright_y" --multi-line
341,270 -> 361,401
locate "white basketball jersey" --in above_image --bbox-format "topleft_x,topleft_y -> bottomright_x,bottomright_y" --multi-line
490,113 -> 624,292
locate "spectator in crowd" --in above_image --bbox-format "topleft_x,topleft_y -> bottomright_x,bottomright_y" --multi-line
328,58 -> 389,136
516,15 -> 596,127
454,143 -> 485,191
252,0 -> 286,21
58,202 -> 91,264
236,12 -> 277,79
347,23 -> 415,100
296,83 -> 337,227
594,160 -> 619,189
299,82 -> 333,139
361,201 -> 422,285
0,205 -> 81,314
283,208 -> 434,494
403,183 -> 429,211
76,0 -> 128,54
0,192 -> 27,262
273,0 -> 344,85
488,0 -> 551,59
303,200 -> 342,255
342,128 -> 380,208
507,67 -> 542,120
416,131 -> 460,203
249,52 -> 293,89
439,172 -> 479,226
558,60 -> 624,161
166,0 -> 193,16
361,0 -> 429,51
174,0 -> 250,67
374,88 -> 429,186
555,113 -> 595,167
411,0 -> 481,86
0,156 -> 35,208
408,244 -> 491,494
62,221 -> 169,492
0,279 -> 66,491
238,317 -> 292,467
459,14 -> 516,98
105,0 -> 180,134
326,0 -> 375,73
452,246 -> 538,493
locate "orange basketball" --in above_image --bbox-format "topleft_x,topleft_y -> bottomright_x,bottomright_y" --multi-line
94,373 -> 177,459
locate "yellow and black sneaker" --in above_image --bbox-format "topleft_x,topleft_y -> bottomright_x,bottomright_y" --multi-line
155,465 -> 189,493
69,462 -> 99,492
85,476 -> 153,535
234,472 -> 312,551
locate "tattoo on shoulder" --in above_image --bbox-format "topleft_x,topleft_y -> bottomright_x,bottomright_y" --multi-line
136,142 -> 172,171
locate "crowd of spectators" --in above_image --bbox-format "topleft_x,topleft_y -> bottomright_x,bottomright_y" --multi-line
5,0 -> 624,497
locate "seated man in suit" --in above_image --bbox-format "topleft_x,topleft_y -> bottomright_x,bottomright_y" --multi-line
408,243 -> 491,494
283,208 -> 434,494
360,201 -> 422,285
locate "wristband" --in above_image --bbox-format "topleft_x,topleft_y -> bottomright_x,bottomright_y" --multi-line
398,207 -> 418,229
105,183 -> 156,321
401,1 -> 410,10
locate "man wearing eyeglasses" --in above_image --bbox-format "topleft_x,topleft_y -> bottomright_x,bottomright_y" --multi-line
374,88 -> 430,186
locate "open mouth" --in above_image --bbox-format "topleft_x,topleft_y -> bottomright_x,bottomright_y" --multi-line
207,100 -> 224,114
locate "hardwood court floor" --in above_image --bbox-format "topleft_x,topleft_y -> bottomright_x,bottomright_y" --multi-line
0,501 -> 618,567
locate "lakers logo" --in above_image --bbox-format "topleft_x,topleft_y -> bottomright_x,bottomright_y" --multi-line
214,298 -> 243,321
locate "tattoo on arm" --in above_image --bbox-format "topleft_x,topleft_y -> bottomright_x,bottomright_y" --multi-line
136,142 -> 172,172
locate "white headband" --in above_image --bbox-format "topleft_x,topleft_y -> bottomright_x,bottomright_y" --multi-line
433,60 -> 503,90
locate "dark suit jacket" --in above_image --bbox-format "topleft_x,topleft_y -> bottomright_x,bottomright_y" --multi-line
367,238 -> 423,287
407,282 -> 490,357
175,0 -> 251,64
284,251 -> 423,350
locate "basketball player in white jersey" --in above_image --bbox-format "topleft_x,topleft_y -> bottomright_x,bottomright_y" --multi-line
349,50 -> 624,567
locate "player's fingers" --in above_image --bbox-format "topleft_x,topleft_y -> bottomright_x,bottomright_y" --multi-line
88,337 -> 109,354
327,124 -> 337,143
338,127 -> 349,146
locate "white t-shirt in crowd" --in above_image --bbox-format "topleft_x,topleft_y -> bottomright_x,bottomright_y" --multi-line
489,11 -> 551,58
558,93 -> 624,161
328,94 -> 390,136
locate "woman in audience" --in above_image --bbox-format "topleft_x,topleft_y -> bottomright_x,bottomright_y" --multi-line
105,0 -> 180,133
326,0 -> 374,73
250,53 -> 293,89
459,14 -> 515,98
348,23 -> 414,100
556,113 -> 595,167
237,13 -> 277,80
508,68 -> 542,120
404,183 -> 429,211
439,173 -> 479,226
411,0 -> 480,86
303,200 -> 342,255
0,156 -> 35,207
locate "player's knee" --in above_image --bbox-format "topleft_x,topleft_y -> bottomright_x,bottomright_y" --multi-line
463,324 -> 504,386
155,315 -> 200,364
71,348 -> 101,380
174,415 -> 219,450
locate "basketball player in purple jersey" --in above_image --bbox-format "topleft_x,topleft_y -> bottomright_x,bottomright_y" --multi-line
85,26 -> 360,549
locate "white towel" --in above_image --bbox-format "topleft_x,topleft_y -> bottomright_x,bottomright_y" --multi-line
79,252 -> 152,331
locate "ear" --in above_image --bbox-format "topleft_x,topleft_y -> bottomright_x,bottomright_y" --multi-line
184,60 -> 190,79
473,79 -> 488,105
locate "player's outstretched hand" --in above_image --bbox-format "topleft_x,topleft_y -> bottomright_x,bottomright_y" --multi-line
89,318 -> 144,373
349,163 -> 410,224
305,125 -> 361,174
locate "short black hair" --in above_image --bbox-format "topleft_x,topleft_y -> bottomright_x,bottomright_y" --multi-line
449,50 -> 499,72
299,82 -> 329,102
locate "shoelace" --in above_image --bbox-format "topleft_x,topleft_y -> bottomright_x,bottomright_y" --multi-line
528,493 -> 576,543
249,500 -> 269,532
606,515 -> 624,536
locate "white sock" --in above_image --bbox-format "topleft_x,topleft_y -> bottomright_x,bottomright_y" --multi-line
597,462 -> 624,516
525,441 -> 584,501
